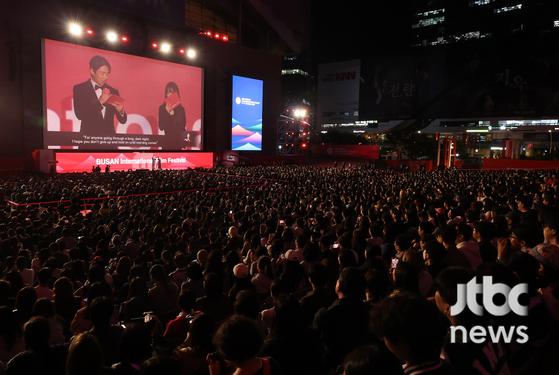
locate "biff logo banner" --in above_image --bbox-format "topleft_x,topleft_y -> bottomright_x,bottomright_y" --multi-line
450,276 -> 529,344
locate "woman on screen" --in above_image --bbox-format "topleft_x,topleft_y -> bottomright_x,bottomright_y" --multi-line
158,81 -> 187,149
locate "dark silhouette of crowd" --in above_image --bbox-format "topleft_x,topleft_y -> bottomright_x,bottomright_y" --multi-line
0,166 -> 557,375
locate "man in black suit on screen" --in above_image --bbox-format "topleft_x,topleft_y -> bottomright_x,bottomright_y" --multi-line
73,55 -> 127,137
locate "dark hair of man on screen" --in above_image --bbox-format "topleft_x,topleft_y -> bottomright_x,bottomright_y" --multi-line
89,55 -> 111,73
164,81 -> 180,98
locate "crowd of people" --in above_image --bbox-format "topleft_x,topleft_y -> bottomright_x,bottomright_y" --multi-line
0,166 -> 557,375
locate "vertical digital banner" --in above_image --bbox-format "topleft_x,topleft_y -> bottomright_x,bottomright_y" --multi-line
231,75 -> 263,151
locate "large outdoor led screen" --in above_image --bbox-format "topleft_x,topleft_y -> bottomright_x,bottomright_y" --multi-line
231,75 -> 263,151
43,39 -> 203,150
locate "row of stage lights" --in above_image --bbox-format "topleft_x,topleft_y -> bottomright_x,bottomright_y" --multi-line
198,30 -> 229,42
67,21 -> 198,60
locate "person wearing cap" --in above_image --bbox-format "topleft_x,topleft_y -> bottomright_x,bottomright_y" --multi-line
228,263 -> 255,301
283,249 -> 304,263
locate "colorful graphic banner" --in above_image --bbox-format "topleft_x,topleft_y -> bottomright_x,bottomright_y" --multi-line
232,75 -> 263,151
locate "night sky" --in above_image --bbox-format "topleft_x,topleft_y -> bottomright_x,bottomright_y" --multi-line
310,1 -> 412,63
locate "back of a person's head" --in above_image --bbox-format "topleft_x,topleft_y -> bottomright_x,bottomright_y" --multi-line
86,282 -> 111,306
365,268 -> 391,302
38,267 -> 51,286
15,286 -> 37,313
178,291 -> 195,313
187,314 -> 214,353
508,252 -> 540,294
441,226 -> 457,246
150,264 -> 167,283
393,261 -> 419,294
174,252 -> 187,269
119,323 -> 152,365
424,240 -> 446,263
373,293 -> 448,364
308,263 -> 327,288
32,298 -> 55,318
337,267 -> 366,300
128,277 -> 148,299
203,272 -> 222,297
473,221 -> 494,240
66,333 -> 103,375
395,235 -> 412,252
418,221 -> 434,236
456,223 -> 473,242
15,256 -> 29,270
338,249 -> 358,268
272,297 -> 304,335
54,276 -> 74,299
23,316 -> 50,351
140,355 -> 180,375
400,250 -> 425,272
234,290 -> 260,319
342,345 -> 403,375
186,262 -> 203,281
88,296 -> 113,328
213,315 -> 263,364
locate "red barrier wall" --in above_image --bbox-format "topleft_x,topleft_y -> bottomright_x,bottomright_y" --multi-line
311,145 -> 379,159
482,159 -> 559,169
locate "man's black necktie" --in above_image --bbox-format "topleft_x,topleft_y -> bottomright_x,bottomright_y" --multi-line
95,85 -> 103,91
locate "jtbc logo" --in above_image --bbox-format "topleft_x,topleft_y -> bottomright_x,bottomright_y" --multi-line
450,276 -> 528,317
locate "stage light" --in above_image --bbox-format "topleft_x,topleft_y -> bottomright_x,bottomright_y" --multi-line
106,30 -> 118,43
121,36 -> 128,42
160,42 -> 172,53
293,108 -> 307,119
206,31 -> 212,36
301,143 -> 308,149
215,33 -> 220,39
222,35 -> 229,41
186,48 -> 197,59
179,48 -> 185,54
68,22 -> 83,37
86,29 -> 94,36
152,42 -> 158,49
